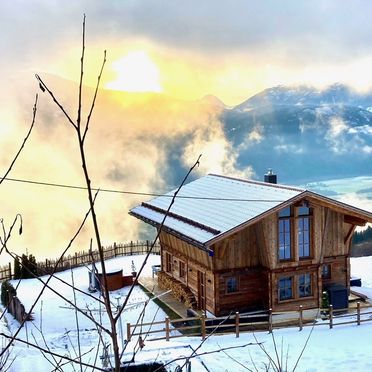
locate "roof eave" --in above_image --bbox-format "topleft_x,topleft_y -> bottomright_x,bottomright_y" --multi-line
204,191 -> 308,247
129,210 -> 213,253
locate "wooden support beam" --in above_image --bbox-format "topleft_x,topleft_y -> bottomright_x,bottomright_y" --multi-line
344,215 -> 367,226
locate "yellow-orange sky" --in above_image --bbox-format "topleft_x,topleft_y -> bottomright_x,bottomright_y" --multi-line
2,1 -> 372,261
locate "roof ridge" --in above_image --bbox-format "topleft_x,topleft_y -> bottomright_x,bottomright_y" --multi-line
208,173 -> 305,193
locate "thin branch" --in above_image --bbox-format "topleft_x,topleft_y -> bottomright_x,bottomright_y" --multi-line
83,50 -> 107,142
35,74 -> 77,129
0,333 -> 104,371
0,94 -> 38,185
71,269 -> 83,372
77,14 -> 86,131
159,342 -> 261,371
115,154 -> 202,322
0,192 -> 111,358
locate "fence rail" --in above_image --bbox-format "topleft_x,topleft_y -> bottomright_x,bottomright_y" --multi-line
0,240 -> 160,281
126,303 -> 372,342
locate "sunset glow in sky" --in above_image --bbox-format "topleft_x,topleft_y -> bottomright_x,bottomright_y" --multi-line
2,0 -> 372,259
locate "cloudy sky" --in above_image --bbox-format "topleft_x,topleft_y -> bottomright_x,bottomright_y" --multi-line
1,0 -> 372,260
2,1 -> 372,104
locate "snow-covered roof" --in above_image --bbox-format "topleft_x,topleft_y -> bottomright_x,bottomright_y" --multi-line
130,174 -> 305,246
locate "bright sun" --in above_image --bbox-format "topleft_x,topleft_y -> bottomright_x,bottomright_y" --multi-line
105,51 -> 162,93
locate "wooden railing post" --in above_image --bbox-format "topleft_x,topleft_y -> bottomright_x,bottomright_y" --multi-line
8,262 -> 11,279
165,317 -> 170,341
235,312 -> 240,338
357,302 -> 361,326
299,305 -> 303,331
201,313 -> 206,340
329,305 -> 333,329
126,323 -> 131,342
268,308 -> 273,333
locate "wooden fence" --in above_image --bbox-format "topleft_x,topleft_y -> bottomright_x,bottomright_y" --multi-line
126,303 -> 372,342
0,240 -> 160,281
0,263 -> 12,282
7,295 -> 32,323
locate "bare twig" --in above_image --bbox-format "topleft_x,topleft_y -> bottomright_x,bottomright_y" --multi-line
0,94 -> 38,185
116,154 -> 202,322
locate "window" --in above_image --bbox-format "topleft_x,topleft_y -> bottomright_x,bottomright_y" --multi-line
165,253 -> 172,273
226,277 -> 238,293
298,217 -> 310,257
279,277 -> 293,301
278,207 -> 291,260
278,204 -> 312,261
322,264 -> 331,279
298,273 -> 312,297
298,207 -> 311,258
179,261 -> 186,278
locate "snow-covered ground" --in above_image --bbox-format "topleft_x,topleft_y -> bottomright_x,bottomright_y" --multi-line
2,255 -> 372,371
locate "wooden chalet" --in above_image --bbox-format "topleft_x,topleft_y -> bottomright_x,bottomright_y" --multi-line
130,174 -> 372,316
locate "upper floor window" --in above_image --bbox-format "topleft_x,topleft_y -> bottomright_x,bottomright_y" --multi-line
278,207 -> 292,260
278,204 -> 312,261
298,207 -> 311,258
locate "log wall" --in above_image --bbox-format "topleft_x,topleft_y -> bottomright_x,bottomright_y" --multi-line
215,268 -> 267,315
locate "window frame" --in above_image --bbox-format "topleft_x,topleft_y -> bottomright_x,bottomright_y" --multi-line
165,252 -> 172,273
278,207 -> 292,261
277,203 -> 313,262
321,264 -> 331,279
298,273 -> 312,298
179,260 -> 186,279
278,276 -> 294,301
226,276 -> 239,294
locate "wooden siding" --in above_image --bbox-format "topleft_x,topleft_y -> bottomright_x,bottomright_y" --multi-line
159,231 -> 213,270
157,198 -> 360,315
212,225 -> 260,270
215,268 -> 267,316
271,267 -> 319,312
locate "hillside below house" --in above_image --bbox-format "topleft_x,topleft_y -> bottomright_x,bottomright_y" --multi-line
130,173 -> 372,316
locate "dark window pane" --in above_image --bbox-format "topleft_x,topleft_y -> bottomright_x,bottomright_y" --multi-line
279,207 -> 291,217
299,273 -> 312,297
227,277 -> 238,293
298,206 -> 310,216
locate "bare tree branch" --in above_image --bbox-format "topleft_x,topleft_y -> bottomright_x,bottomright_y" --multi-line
35,74 -> 77,129
0,94 -> 38,186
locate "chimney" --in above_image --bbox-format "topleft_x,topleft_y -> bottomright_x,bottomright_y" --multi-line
264,168 -> 277,184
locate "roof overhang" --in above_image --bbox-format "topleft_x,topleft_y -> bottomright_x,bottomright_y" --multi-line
204,190 -> 372,247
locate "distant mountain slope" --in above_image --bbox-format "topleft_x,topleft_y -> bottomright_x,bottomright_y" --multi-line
221,83 -> 372,184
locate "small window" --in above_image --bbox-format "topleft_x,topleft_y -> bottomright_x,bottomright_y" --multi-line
279,277 -> 293,301
279,207 -> 291,218
226,277 -> 238,293
165,253 -> 172,273
322,264 -> 331,279
179,261 -> 186,278
298,206 -> 310,216
298,273 -> 312,297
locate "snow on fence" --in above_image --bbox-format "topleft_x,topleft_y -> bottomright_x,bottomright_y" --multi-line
0,240 -> 160,280
126,303 -> 372,342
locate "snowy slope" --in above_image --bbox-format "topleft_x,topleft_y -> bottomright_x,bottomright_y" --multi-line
1,255 -> 372,371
